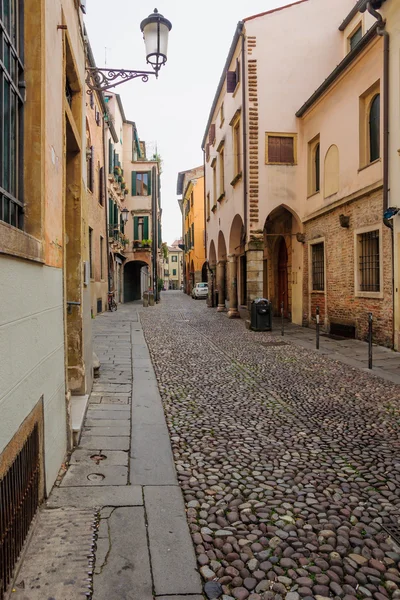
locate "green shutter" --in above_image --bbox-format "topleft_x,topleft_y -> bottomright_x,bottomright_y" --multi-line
108,198 -> 113,225
108,140 -> 113,174
158,221 -> 161,248
143,216 -> 149,240
147,171 -> 152,196
134,217 -> 139,240
131,171 -> 137,196
120,214 -> 124,234
114,204 -> 118,228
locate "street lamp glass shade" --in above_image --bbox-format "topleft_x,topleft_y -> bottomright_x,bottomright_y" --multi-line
140,8 -> 172,73
121,208 -> 129,224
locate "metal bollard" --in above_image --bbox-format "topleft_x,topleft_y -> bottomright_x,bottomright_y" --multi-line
316,305 -> 320,350
281,301 -> 284,336
368,312 -> 373,369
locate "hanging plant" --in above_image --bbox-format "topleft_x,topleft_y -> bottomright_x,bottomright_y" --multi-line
121,182 -> 126,190
124,189 -> 129,195
114,165 -> 122,176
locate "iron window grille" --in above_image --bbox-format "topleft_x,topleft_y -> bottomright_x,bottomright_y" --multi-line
359,230 -> 380,291
0,0 -> 25,229
312,243 -> 324,291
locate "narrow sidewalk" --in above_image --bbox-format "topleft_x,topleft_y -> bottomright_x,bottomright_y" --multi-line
11,303 -> 202,600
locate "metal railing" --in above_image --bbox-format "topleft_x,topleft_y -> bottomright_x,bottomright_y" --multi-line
0,424 -> 40,599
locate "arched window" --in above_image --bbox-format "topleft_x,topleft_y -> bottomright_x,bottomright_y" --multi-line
369,94 -> 380,162
315,143 -> 320,192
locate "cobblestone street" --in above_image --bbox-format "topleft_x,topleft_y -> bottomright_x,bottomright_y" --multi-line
140,291 -> 400,600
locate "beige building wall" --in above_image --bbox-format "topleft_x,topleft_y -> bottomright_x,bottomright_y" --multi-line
180,168 -> 205,293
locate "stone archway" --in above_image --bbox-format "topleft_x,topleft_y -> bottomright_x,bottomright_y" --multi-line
123,260 -> 149,302
263,205 -> 303,322
208,240 -> 217,307
228,215 -> 245,318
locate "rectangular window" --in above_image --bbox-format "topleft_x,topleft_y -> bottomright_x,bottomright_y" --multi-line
206,192 -> 210,219
349,25 -> 362,51
173,269 -> 177,276
311,243 -> 324,291
89,228 -> 93,278
220,102 -> 224,126
308,135 -> 320,196
233,119 -> 241,175
266,134 -> 296,165
0,0 -> 24,228
171,255 -> 177,262
191,223 -> 194,248
219,146 -> 225,198
100,236 -> 104,279
99,166 -> 104,205
131,171 -> 151,196
358,230 -> 380,292
212,162 -> 217,206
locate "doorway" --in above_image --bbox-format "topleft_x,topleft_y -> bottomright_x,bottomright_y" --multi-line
278,238 -> 288,317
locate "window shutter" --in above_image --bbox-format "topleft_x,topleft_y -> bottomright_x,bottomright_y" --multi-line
143,216 -> 149,239
226,71 -> 237,93
131,171 -> 137,196
268,136 -> 282,163
158,220 -> 161,248
99,166 -> 104,205
90,146 -> 95,192
281,137 -> 294,163
147,171 -> 152,196
209,124 -> 216,144
90,92 -> 94,109
108,198 -> 113,225
114,204 -> 118,228
236,59 -> 240,85
134,216 -> 139,240
206,143 -> 210,161
113,150 -> 117,171
120,213 -> 124,234
108,140 -> 113,174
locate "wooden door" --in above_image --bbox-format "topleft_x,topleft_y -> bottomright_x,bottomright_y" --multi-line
278,238 -> 288,317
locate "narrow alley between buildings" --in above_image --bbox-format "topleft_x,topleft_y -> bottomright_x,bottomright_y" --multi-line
11,292 -> 400,600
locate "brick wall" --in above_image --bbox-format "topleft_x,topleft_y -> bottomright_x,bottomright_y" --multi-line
303,188 -> 393,347
247,37 -> 259,230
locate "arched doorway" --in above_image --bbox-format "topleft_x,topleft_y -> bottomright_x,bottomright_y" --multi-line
278,238 -> 288,317
124,260 -> 149,302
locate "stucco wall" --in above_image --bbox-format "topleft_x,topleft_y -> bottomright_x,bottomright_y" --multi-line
0,260 -> 66,493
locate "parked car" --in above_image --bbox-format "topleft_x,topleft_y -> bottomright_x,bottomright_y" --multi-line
192,282 -> 208,299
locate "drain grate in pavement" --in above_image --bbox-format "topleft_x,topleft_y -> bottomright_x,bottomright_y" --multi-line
260,340 -> 289,347
381,517 -> 400,546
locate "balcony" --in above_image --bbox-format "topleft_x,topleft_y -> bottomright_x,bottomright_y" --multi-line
108,226 -> 129,253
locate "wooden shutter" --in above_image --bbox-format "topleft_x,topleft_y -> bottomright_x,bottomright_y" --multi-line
226,71 -> 237,93
143,216 -> 149,239
108,140 -> 113,174
209,124 -> 216,144
147,171 -> 152,196
268,136 -> 282,163
90,92 -> 94,109
131,171 -> 137,196
134,217 -> 139,240
206,143 -> 210,161
108,198 -> 113,225
120,213 -> 124,234
90,146 -> 95,192
114,204 -> 118,228
99,167 -> 104,205
280,137 -> 294,163
235,59 -> 240,85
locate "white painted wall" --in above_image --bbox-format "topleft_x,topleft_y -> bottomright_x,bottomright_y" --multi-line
0,260 -> 66,493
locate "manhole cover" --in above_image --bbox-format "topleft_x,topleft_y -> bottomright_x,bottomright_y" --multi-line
260,341 -> 288,347
382,517 -> 400,546
87,473 -> 105,482
90,454 -> 107,465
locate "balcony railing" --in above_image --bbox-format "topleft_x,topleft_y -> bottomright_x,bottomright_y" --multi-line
108,226 -> 129,248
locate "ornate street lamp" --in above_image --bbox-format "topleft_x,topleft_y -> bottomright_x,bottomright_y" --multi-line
86,9 -> 172,92
121,208 -> 129,224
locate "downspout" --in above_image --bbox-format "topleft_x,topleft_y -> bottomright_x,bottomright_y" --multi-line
103,116 -> 111,296
241,31 -> 248,242
366,2 -> 394,347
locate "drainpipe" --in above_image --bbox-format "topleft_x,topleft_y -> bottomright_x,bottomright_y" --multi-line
366,2 -> 394,348
203,150 -> 207,263
241,31 -> 248,242
103,117 -> 111,295
366,2 -> 389,212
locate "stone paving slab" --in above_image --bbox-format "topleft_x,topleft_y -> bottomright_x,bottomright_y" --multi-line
60,464 -> 128,486
130,424 -> 177,485
93,507 -> 153,600
12,507 -> 96,599
47,485 -> 143,508
83,425 -> 130,436
145,485 -> 202,596
85,417 -> 130,427
70,448 -> 129,466
156,596 -> 204,600
86,409 -> 131,419
79,435 -> 130,450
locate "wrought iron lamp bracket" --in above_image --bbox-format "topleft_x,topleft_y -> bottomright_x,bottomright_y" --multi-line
86,67 -> 157,92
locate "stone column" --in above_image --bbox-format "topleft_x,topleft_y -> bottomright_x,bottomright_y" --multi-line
246,238 -> 264,306
207,267 -> 215,307
216,260 -> 226,312
227,254 -> 240,318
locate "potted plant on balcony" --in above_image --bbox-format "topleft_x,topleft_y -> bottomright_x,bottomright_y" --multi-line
124,189 -> 129,196
121,181 -> 126,190
142,238 -> 152,249
114,165 -> 122,177
133,240 -> 142,249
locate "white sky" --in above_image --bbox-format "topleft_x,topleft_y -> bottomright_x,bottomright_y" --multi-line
85,0 -> 288,245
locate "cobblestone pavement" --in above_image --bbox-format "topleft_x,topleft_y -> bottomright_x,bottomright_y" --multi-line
140,291 -> 400,600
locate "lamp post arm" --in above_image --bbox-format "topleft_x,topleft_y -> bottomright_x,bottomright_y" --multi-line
86,67 -> 157,92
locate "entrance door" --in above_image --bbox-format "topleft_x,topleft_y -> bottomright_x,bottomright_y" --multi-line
278,238 -> 288,317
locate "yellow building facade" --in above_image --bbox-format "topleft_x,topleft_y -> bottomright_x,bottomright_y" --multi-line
177,167 -> 206,294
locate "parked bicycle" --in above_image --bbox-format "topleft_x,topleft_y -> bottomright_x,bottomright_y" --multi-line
108,291 -> 117,312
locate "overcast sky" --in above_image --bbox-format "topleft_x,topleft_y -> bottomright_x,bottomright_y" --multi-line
85,0 -> 287,245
